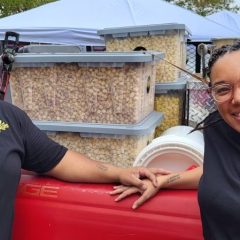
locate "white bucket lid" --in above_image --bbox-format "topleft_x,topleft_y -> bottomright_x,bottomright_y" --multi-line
133,126 -> 204,172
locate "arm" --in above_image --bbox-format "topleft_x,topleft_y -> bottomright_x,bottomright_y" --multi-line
111,166 -> 202,209
160,165 -> 202,189
46,150 -> 170,190
18,108 -> 169,190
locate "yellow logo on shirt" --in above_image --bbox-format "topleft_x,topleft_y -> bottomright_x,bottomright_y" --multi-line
0,120 -> 9,132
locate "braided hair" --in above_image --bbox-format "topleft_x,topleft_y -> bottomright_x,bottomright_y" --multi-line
190,41 -> 240,133
207,41 -> 240,82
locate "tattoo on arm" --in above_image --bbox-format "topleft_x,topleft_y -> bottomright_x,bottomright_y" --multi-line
96,163 -> 108,172
166,174 -> 180,185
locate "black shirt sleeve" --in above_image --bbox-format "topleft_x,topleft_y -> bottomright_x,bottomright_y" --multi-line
19,110 -> 68,173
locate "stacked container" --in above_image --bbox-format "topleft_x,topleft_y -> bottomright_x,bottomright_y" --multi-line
212,37 -> 240,49
9,50 -> 164,167
154,78 -> 187,137
34,112 -> 163,167
98,23 -> 191,83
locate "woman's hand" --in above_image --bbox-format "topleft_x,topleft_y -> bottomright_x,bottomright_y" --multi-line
110,175 -> 168,209
117,167 -> 170,191
111,167 -> 202,209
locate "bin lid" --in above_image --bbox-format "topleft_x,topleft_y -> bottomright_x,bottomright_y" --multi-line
33,111 -> 163,135
11,51 -> 164,65
155,77 -> 187,94
98,23 -> 191,37
18,45 -> 84,53
211,37 -> 240,41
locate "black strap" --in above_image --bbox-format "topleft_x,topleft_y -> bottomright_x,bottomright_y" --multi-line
0,31 -> 19,100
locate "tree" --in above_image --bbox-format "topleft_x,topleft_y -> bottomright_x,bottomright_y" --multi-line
164,0 -> 240,16
0,0 -> 56,18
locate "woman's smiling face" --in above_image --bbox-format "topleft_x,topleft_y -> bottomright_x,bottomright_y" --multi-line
210,50 -> 240,132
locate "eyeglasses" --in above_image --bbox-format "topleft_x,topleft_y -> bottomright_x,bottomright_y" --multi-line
210,83 -> 233,103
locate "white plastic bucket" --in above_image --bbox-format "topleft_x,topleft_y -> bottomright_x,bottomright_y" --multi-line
133,126 -> 204,172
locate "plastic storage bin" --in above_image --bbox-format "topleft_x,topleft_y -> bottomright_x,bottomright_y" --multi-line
34,112 -> 163,167
212,37 -> 240,49
13,174 -> 202,240
10,51 -> 163,124
187,78 -> 216,127
98,24 -> 190,83
154,78 -> 186,136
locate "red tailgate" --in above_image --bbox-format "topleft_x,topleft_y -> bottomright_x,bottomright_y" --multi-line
13,174 -> 203,240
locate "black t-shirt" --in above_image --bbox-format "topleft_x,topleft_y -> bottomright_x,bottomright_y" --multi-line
0,101 -> 67,240
198,111 -> 240,239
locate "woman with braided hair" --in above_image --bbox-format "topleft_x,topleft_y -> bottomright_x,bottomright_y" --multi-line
111,41 -> 240,239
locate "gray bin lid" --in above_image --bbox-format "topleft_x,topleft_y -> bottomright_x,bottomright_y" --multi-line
11,51 -> 164,65
18,45 -> 84,53
211,37 -> 240,41
155,78 -> 187,94
98,23 -> 191,37
33,111 -> 163,136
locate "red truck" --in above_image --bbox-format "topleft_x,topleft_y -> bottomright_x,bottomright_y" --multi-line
13,173 -> 203,240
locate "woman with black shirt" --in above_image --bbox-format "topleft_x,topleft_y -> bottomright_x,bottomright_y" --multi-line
0,100 -> 168,240
111,41 -> 240,239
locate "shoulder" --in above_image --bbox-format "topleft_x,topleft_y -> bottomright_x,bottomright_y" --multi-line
204,110 -> 222,126
0,100 -> 23,112
0,101 -> 29,123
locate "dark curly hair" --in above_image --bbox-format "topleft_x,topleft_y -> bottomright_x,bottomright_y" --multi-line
190,41 -> 240,133
207,41 -> 240,85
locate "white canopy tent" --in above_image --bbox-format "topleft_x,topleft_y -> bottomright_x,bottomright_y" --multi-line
207,10 -> 240,34
0,0 -> 239,46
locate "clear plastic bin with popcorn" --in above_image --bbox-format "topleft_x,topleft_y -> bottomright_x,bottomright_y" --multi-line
212,37 -> 240,49
34,111 -> 163,168
9,51 -> 163,124
98,24 -> 191,83
154,78 -> 186,137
